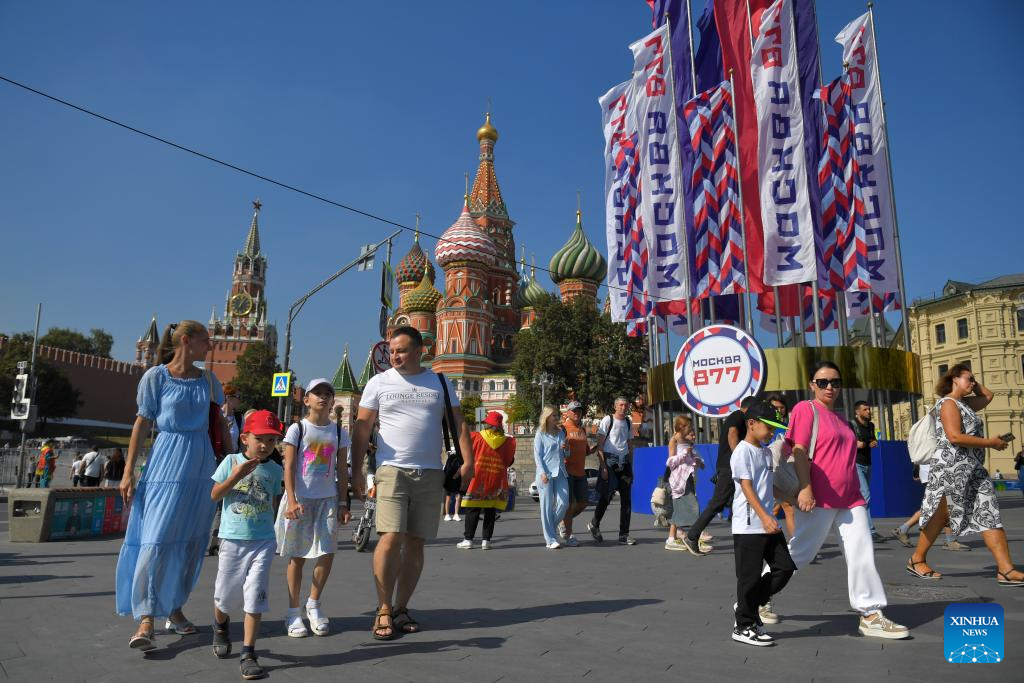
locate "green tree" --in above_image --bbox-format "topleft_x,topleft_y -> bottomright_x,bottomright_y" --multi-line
511,296 -> 646,421
504,393 -> 532,426
0,332 -> 80,422
459,395 -> 482,425
230,342 -> 280,411
89,329 -> 115,358
38,326 -> 114,358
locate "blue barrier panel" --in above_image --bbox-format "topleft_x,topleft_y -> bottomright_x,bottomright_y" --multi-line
869,440 -> 924,519
637,441 -> 926,519
633,444 -> 720,515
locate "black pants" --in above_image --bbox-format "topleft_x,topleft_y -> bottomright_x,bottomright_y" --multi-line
464,507 -> 496,541
592,465 -> 632,536
733,532 -> 796,629
685,471 -> 734,544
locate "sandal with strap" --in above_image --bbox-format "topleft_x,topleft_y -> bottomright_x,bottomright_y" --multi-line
997,568 -> 1024,586
393,607 -> 421,634
129,618 -> 156,651
212,618 -> 231,658
373,606 -> 396,641
165,615 -> 198,635
906,558 -> 942,580
240,653 -> 267,680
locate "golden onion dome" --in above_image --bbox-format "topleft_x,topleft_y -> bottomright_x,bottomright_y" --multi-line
476,112 -> 498,142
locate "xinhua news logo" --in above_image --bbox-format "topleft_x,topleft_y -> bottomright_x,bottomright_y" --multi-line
944,603 -> 1003,663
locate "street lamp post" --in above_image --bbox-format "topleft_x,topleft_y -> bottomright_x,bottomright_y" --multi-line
533,372 -> 553,412
277,230 -> 401,421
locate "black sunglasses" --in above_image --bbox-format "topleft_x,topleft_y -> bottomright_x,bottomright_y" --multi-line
812,378 -> 843,389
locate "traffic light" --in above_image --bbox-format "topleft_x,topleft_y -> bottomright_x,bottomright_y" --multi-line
10,373 -> 30,420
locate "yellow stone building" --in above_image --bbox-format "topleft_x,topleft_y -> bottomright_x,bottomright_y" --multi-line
899,273 -> 1024,474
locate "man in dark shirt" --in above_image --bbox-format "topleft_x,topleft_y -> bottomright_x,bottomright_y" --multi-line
850,401 -> 882,542
680,395 -> 757,556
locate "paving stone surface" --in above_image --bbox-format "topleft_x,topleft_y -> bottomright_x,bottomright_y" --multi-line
1,492 -> 1021,681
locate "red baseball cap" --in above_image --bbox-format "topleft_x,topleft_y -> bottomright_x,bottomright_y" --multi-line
482,411 -> 504,429
243,410 -> 284,437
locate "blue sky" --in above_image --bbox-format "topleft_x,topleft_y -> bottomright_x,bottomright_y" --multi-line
1,1 -> 1021,385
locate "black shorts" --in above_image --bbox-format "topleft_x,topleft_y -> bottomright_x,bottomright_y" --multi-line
568,474 -> 589,504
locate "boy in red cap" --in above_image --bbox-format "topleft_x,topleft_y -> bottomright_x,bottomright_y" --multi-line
210,409 -> 285,680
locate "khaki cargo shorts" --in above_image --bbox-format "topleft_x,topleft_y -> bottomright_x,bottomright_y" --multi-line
374,465 -> 445,539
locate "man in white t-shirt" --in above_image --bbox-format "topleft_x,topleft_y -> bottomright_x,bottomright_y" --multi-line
81,448 -> 106,487
588,397 -> 636,545
351,326 -> 474,639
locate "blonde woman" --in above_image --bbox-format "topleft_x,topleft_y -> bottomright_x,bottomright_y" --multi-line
115,320 -> 233,650
534,405 -> 569,549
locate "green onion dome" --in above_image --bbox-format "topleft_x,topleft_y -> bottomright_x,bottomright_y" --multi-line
404,273 -> 443,313
549,210 -> 607,285
520,273 -> 549,309
395,239 -> 436,285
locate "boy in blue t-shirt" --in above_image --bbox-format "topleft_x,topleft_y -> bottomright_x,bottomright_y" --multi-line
730,400 -> 796,647
211,410 -> 285,679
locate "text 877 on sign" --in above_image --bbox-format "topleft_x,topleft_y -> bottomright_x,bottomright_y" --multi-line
673,325 -> 766,418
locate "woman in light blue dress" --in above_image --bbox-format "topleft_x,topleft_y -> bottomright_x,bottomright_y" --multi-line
116,320 -> 231,649
534,405 -> 569,549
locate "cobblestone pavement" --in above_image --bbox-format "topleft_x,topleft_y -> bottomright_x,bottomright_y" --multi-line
1,493 -> 1021,682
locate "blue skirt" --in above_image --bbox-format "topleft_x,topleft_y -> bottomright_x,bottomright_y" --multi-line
115,430 -> 216,620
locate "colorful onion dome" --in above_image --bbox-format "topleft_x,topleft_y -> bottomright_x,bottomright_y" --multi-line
549,210 -> 607,284
435,199 -> 498,268
476,112 -> 498,142
404,273 -> 442,313
395,239 -> 435,285
520,272 -> 549,309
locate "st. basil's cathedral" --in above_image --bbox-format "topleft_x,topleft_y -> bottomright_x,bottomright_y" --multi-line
369,113 -> 608,418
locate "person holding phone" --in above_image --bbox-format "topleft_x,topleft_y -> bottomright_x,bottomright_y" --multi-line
907,365 -> 1023,586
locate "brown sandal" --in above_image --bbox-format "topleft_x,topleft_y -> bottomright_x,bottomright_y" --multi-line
906,558 -> 941,580
996,568 -> 1024,586
373,606 -> 395,640
393,607 -> 421,634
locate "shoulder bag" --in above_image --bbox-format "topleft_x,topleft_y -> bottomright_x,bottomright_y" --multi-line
437,373 -> 465,494
773,400 -> 818,501
205,370 -> 226,461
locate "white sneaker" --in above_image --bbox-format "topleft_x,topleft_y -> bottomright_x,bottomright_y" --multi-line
665,539 -> 687,551
565,536 -> 580,547
557,521 -> 567,540
453,513 -> 461,522
456,539 -> 473,549
480,540 -> 491,550
547,541 -> 562,549
858,612 -> 910,639
444,514 -> 452,521
759,599 -> 780,624
732,626 -> 774,646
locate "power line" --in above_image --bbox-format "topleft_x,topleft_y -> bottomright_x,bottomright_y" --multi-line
0,73 -> 681,307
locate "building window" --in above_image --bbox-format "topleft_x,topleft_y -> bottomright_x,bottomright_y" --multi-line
961,359 -> 972,370
956,318 -> 969,340
935,323 -> 945,344
1017,308 -> 1024,332
937,364 -> 948,379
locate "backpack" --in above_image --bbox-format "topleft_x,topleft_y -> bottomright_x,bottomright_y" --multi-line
907,406 -> 939,465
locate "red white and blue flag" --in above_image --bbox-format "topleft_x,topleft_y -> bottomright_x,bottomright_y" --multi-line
834,12 -> 899,302
628,23 -> 691,307
751,0 -> 817,288
683,79 -> 746,298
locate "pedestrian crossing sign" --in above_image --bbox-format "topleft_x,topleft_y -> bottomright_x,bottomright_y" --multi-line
271,372 -> 291,397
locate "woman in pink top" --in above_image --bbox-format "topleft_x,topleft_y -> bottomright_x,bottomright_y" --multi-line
785,361 -> 909,640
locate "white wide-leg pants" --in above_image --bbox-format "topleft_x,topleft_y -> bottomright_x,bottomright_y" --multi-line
788,505 -> 887,615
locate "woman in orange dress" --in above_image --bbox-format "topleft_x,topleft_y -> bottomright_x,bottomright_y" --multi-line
456,412 -> 516,550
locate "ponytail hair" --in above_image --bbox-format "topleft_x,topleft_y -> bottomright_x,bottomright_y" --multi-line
157,320 -> 207,365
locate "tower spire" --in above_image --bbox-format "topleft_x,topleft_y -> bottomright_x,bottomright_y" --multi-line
243,199 -> 262,257
414,213 -> 421,243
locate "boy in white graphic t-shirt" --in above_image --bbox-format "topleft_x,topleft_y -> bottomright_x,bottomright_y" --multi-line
730,400 -> 796,647
274,378 -> 350,638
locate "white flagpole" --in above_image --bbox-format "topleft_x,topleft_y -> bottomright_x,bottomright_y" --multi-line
772,285 -> 784,346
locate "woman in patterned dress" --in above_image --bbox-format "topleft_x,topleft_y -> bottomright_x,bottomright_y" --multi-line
907,364 -> 1023,585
